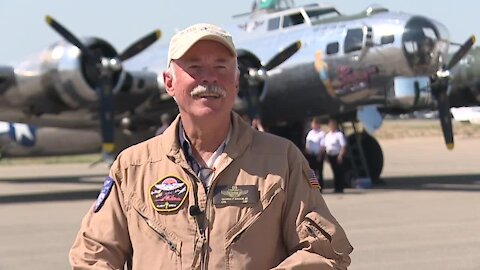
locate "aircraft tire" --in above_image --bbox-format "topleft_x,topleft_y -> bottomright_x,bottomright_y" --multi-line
346,132 -> 384,184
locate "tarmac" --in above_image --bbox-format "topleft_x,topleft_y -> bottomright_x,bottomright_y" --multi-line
0,136 -> 479,270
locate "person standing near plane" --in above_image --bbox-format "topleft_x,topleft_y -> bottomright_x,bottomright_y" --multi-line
305,117 -> 325,191
324,118 -> 347,193
69,23 -> 352,269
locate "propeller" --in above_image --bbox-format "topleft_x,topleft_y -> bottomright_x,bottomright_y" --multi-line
45,15 -> 161,160
238,41 -> 302,120
431,35 -> 476,150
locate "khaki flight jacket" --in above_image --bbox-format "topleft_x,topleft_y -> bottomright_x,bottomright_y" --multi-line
70,112 -> 353,269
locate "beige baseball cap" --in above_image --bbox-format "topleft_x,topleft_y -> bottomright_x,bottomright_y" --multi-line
167,23 -> 236,66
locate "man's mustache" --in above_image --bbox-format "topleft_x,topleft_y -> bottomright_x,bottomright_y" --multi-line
191,85 -> 227,98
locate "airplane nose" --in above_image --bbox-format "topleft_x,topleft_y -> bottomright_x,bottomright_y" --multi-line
402,16 -> 450,75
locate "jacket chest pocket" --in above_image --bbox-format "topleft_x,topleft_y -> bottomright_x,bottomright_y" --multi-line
128,194 -> 183,269
224,182 -> 285,269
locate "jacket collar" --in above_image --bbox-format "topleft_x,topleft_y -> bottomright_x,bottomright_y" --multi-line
159,112 -> 253,164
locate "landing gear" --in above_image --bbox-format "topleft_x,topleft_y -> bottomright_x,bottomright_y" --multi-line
267,121 -> 306,151
345,131 -> 384,185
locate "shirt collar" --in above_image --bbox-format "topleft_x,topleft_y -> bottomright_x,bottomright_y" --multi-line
178,119 -> 232,164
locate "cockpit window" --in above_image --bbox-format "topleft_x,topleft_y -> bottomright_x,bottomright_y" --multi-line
307,8 -> 341,24
344,28 -> 364,53
268,17 -> 280,31
282,12 -> 305,28
326,42 -> 339,55
381,35 -> 394,45
401,16 -> 444,75
422,28 -> 437,40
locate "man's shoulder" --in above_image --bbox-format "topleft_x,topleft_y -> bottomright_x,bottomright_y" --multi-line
333,130 -> 345,137
250,130 -> 298,155
117,136 -> 163,166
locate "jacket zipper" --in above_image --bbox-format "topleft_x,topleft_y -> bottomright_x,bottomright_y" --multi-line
198,154 -> 232,269
200,186 -> 212,270
201,170 -> 220,270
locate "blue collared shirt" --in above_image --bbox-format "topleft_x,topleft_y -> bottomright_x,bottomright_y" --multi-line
178,121 -> 231,188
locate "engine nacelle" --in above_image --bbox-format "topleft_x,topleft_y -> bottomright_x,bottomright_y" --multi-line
471,80 -> 480,103
234,49 -> 264,117
386,76 -> 432,109
50,38 -> 120,109
450,51 -> 480,105
7,38 -> 120,113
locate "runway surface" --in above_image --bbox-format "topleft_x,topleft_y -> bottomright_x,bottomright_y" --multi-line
0,136 -> 479,269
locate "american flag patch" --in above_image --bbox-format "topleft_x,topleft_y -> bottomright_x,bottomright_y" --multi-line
306,169 -> 320,189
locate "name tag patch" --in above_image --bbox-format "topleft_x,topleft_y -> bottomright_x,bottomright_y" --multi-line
213,185 -> 259,205
149,176 -> 189,212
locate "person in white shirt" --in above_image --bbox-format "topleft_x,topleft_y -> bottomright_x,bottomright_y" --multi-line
324,118 -> 347,193
304,117 -> 325,191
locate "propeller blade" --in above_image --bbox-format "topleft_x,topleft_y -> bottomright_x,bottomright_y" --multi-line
236,42 -> 301,121
119,30 -> 162,61
45,15 -> 92,57
446,35 -> 476,70
264,41 -> 301,71
432,80 -> 454,149
437,90 -> 454,149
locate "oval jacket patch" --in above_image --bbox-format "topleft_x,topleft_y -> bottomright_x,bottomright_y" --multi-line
149,175 -> 189,212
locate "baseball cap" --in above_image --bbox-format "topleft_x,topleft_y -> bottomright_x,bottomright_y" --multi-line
167,23 -> 237,66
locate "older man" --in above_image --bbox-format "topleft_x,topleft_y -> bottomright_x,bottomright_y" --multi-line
70,23 -> 352,269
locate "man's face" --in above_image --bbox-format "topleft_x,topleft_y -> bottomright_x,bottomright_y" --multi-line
329,120 -> 337,131
163,40 -> 239,120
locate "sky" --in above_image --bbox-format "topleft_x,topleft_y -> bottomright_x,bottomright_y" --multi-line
0,0 -> 478,64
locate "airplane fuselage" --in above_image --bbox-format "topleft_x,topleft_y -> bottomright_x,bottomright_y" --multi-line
127,4 -> 450,125
232,6 -> 449,123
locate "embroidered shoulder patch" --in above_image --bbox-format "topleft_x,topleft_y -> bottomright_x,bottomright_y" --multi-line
93,176 -> 114,213
304,168 -> 320,190
149,176 -> 189,212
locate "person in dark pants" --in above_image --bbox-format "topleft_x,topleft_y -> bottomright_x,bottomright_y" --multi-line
304,117 -> 325,191
324,118 -> 347,193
